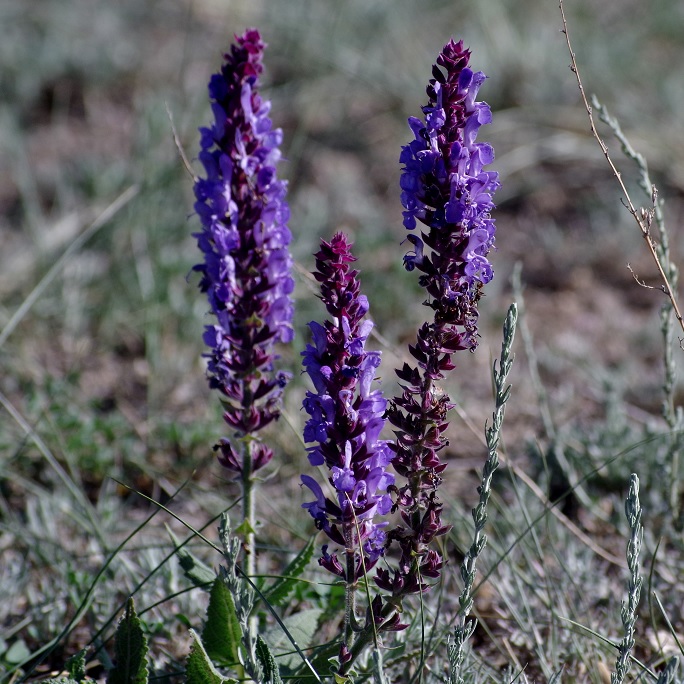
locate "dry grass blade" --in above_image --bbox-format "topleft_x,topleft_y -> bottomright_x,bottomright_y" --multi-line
166,101 -> 197,182
0,184 -> 139,349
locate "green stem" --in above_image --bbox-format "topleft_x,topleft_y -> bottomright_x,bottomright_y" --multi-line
339,602 -> 398,676
343,525 -> 357,648
242,439 -> 256,579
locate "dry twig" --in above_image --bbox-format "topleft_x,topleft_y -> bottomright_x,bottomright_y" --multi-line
558,0 -> 684,342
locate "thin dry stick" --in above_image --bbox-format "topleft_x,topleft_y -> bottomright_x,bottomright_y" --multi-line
558,0 -> 684,340
166,101 -> 197,181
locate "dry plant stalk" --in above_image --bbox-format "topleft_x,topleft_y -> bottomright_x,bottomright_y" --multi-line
558,0 -> 684,341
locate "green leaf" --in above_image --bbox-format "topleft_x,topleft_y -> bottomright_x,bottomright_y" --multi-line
185,630 -> 238,684
106,598 -> 149,684
168,526 -> 216,590
202,577 -> 242,667
264,609 -> 323,673
255,635 -> 282,684
233,518 -> 256,538
5,639 -> 31,664
66,647 -> 88,681
263,536 -> 316,607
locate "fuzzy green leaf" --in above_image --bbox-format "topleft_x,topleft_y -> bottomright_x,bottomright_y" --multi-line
256,635 -> 282,684
372,650 -> 389,684
202,577 -> 242,667
107,598 -> 148,684
5,639 -> 30,664
66,647 -> 88,682
168,526 -> 216,590
263,536 -> 316,607
185,630 -> 238,684
264,609 -> 323,673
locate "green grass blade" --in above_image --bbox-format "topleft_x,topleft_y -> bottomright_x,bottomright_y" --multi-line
0,185 -> 138,349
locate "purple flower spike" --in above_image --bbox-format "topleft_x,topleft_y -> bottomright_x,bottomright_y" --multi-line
300,233 -> 394,582
399,38 -> 499,350
193,29 -> 294,469
384,40 -> 498,598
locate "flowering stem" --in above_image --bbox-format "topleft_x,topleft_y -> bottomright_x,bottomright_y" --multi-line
337,600 -> 396,677
193,28 -> 294,578
241,440 -> 257,578
382,39 -> 499,608
344,529 -> 356,647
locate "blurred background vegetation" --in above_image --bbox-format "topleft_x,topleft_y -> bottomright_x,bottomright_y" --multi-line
2,0 -> 684,680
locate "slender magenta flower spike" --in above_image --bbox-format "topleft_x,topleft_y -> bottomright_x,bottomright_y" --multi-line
385,38 -> 499,597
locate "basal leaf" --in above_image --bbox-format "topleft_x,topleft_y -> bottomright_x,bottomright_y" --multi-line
263,536 -> 315,607
185,629 -> 238,684
107,598 -> 148,684
255,635 -> 282,684
264,609 -> 323,673
202,577 -> 242,667
5,639 -> 30,664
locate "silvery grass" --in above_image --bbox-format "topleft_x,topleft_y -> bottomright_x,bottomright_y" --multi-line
611,474 -> 642,684
5,6 -> 684,684
448,303 -> 517,684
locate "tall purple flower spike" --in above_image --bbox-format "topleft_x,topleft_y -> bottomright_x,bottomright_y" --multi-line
399,39 -> 499,350
380,39 -> 499,597
300,233 -> 395,582
193,29 -> 294,471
